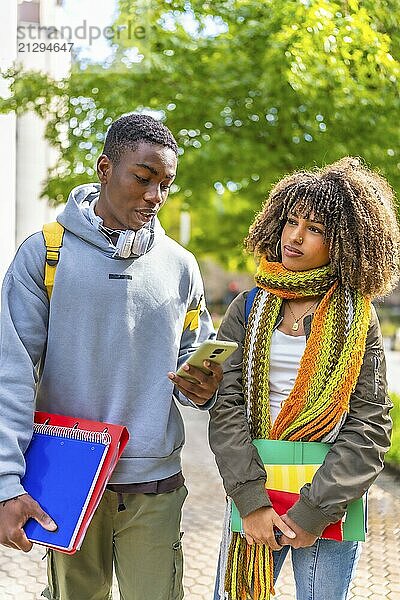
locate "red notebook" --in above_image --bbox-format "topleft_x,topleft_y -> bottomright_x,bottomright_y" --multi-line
266,489 -> 343,540
22,411 -> 129,553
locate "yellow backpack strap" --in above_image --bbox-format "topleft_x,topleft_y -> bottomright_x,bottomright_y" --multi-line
42,221 -> 65,299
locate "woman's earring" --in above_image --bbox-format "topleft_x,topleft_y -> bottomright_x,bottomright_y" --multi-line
275,239 -> 281,258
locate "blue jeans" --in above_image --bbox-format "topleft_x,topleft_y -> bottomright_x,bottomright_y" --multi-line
214,539 -> 361,600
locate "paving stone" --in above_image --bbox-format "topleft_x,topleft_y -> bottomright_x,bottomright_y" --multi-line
351,587 -> 372,597
388,564 -> 400,575
190,584 -> 210,595
0,409 -> 399,599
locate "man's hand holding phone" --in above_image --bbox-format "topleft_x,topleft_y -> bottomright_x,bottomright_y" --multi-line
168,360 -> 223,405
167,340 -> 237,405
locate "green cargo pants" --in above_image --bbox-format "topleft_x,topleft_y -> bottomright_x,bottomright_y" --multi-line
42,486 -> 188,600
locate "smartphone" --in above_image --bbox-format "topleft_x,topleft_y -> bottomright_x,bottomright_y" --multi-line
176,340 -> 238,383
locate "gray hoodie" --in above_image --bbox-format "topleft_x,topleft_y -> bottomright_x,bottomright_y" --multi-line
0,184 -> 215,502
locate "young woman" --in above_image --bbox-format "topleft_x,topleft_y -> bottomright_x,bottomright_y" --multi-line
209,157 -> 400,600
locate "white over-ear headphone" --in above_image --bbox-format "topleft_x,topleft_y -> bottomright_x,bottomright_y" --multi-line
114,228 -> 152,258
88,200 -> 153,258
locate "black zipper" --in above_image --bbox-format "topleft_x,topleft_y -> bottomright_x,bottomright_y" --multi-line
373,353 -> 380,398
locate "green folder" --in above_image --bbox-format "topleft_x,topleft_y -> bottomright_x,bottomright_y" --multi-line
230,439 -> 366,541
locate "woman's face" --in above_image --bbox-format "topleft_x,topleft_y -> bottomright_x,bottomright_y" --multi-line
279,211 -> 330,271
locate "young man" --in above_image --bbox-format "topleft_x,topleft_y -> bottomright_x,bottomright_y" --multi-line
0,113 -> 222,600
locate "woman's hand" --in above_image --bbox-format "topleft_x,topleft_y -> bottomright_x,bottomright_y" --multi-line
242,506 -> 296,550
279,513 -> 318,548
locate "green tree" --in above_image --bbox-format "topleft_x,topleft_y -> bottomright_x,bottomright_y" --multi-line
2,0 -> 399,268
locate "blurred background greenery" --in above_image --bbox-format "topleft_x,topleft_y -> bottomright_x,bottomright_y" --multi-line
2,0 -> 400,269
387,393 -> 400,465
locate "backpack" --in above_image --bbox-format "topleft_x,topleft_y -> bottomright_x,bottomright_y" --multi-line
42,221 -> 65,299
244,286 -> 259,325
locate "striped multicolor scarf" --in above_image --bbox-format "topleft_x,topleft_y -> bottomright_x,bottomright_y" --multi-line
224,259 -> 371,600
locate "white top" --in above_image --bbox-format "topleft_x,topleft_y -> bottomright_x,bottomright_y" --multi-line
269,328 -> 306,423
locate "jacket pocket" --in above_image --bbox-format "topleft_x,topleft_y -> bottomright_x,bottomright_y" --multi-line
170,533 -> 184,600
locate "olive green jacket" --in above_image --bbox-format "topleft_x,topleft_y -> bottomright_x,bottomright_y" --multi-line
208,291 -> 392,536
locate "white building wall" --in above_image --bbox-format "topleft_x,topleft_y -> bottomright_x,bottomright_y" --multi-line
16,0 -> 70,246
0,0 -> 70,279
0,0 -> 17,283
15,112 -> 60,246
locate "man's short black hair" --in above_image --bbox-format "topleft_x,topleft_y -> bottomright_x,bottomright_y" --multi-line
103,113 -> 178,163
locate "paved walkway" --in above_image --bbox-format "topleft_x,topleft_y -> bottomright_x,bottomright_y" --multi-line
1,409 -> 399,599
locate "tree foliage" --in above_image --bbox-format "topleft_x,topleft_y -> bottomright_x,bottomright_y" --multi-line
1,0 -> 399,269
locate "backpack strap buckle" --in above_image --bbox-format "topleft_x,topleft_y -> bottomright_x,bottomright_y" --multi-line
42,221 -> 65,298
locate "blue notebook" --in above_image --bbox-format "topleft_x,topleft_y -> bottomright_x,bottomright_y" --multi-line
22,429 -> 109,551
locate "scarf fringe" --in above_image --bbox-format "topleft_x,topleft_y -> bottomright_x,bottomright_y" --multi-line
217,498 -> 234,600
224,534 -> 274,600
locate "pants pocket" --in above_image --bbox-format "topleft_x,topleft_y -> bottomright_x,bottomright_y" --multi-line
41,550 -> 59,600
170,533 -> 184,600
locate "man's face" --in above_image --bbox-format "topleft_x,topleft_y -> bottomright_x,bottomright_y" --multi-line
96,142 -> 177,231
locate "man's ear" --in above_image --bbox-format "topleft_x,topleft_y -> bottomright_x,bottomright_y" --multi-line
97,154 -> 112,183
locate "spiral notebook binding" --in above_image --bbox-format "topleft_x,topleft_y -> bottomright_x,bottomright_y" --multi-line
33,423 -> 112,445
